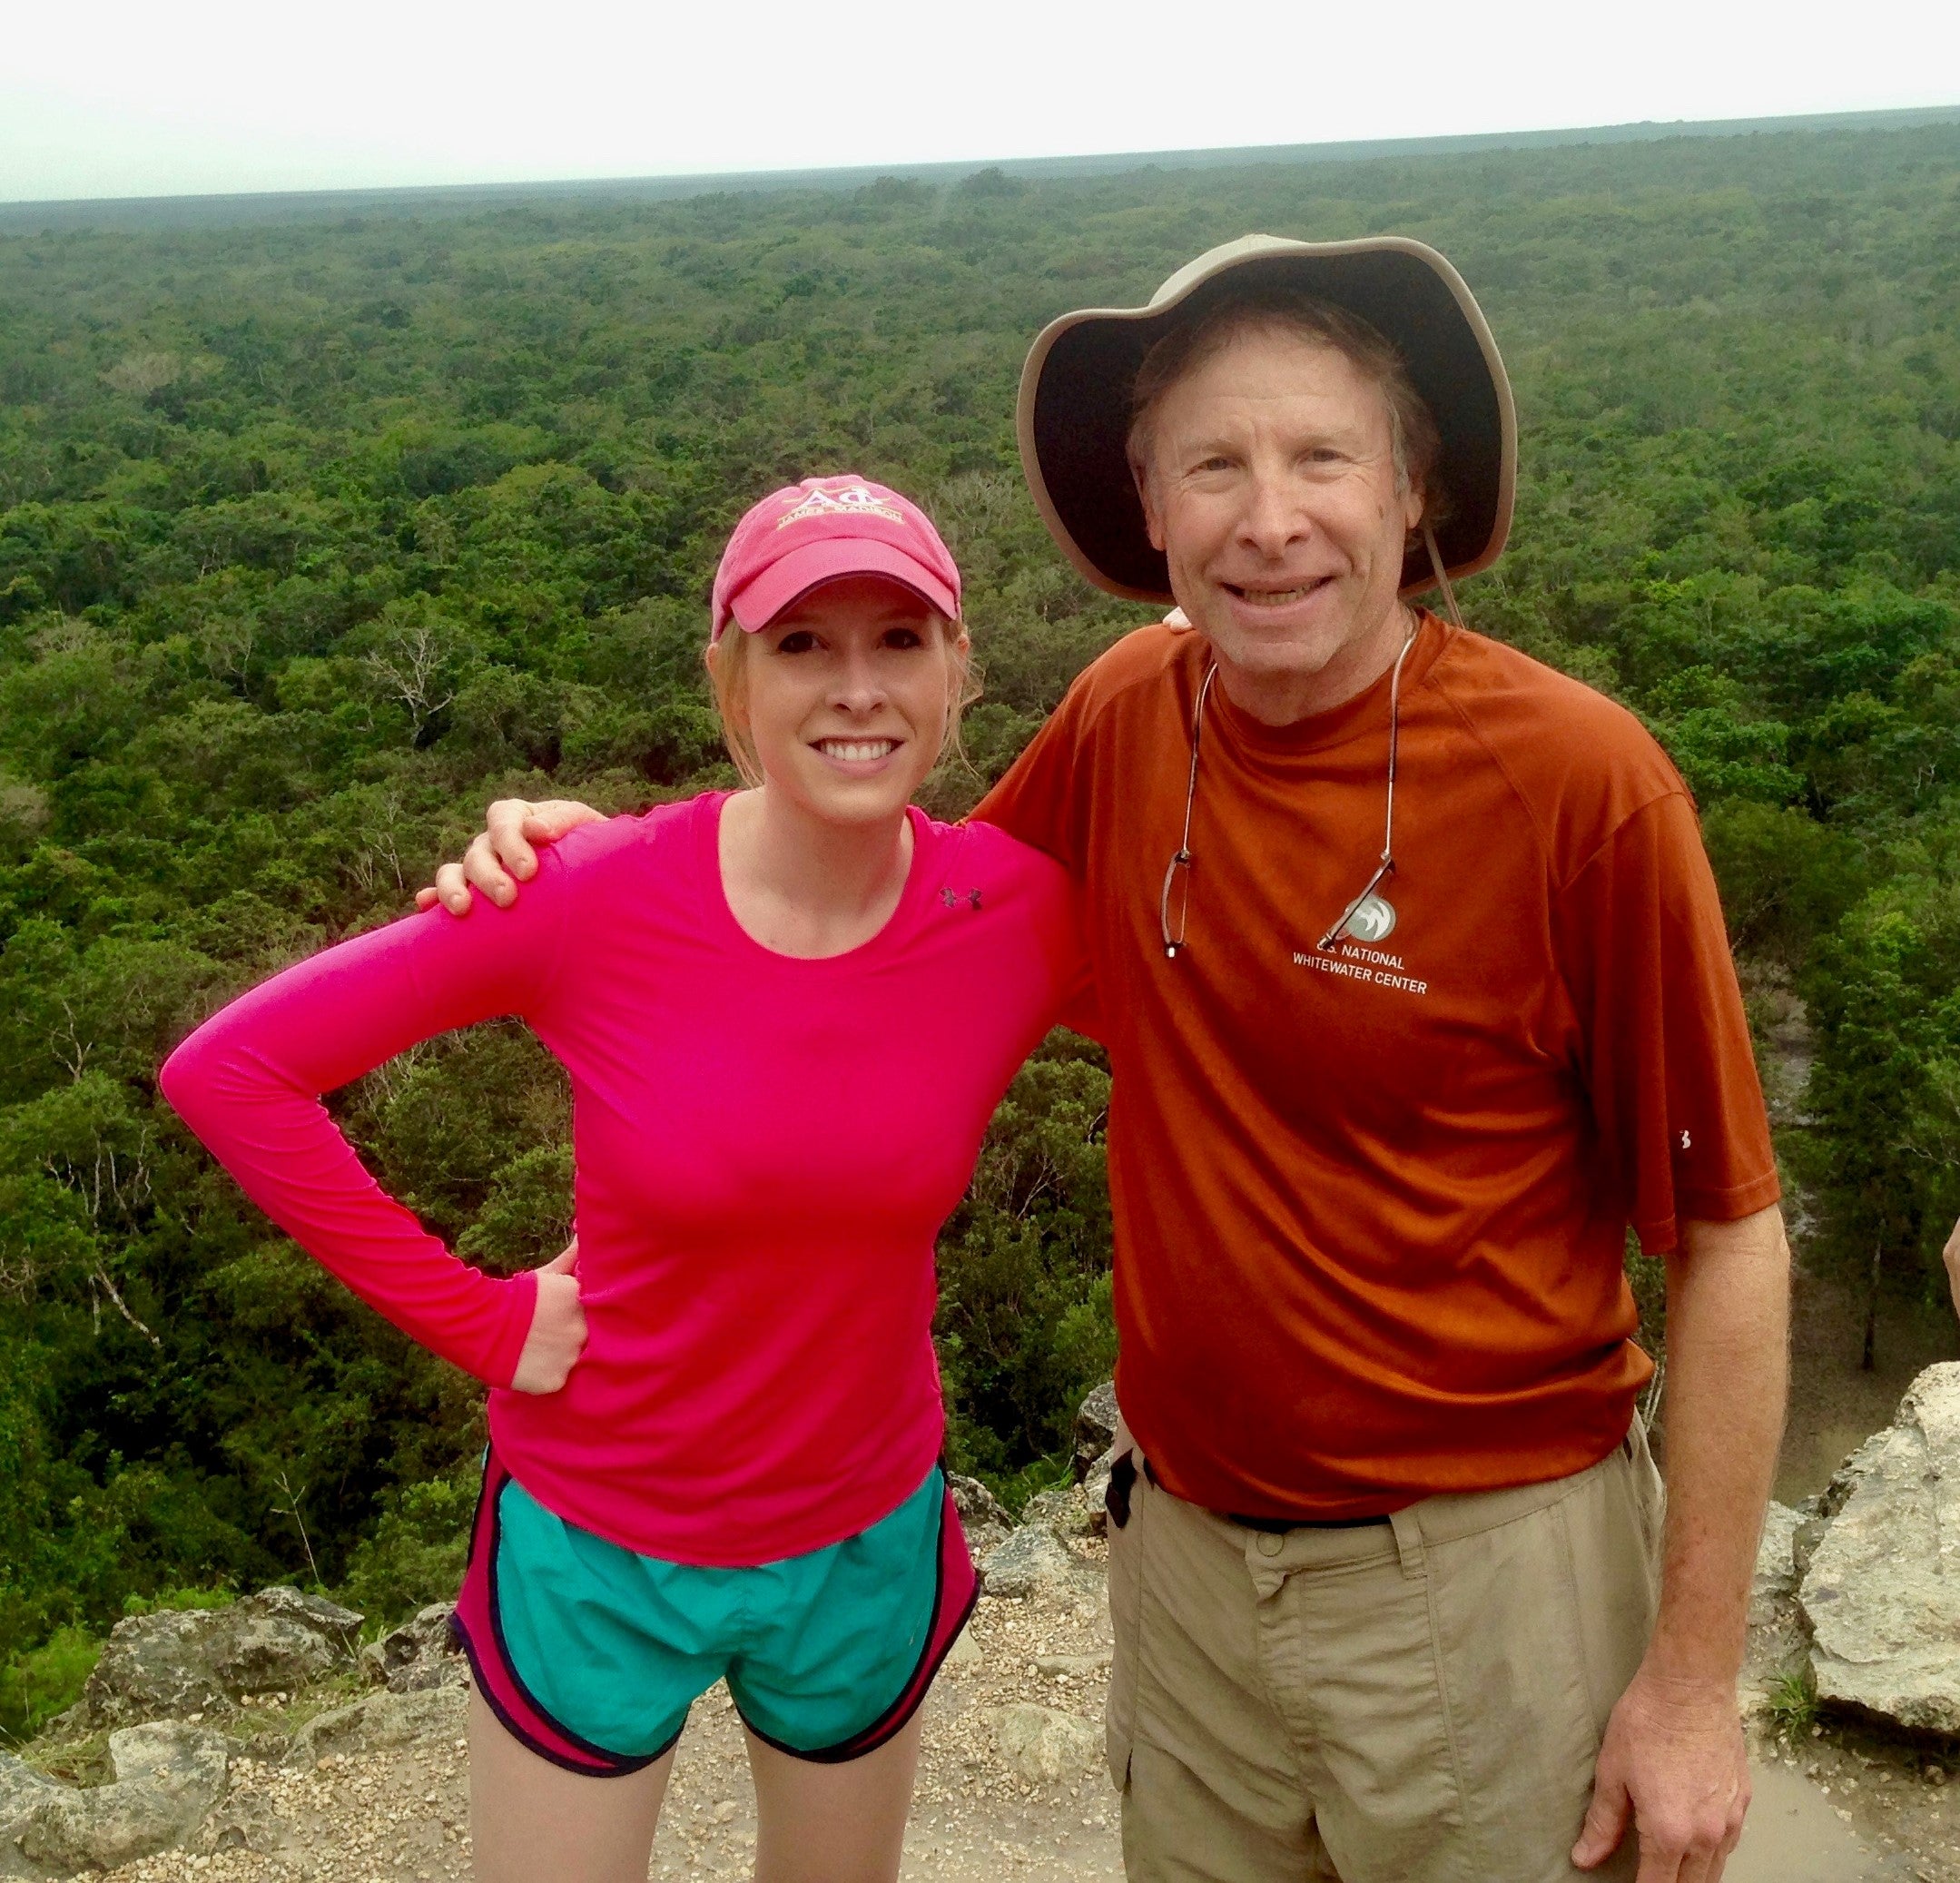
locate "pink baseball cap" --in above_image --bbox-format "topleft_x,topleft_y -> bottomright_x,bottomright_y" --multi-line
710,475 -> 962,642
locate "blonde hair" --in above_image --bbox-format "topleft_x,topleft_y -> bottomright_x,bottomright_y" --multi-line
705,611 -> 980,789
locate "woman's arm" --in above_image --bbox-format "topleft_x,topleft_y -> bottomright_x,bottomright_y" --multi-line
161,874 -> 574,1387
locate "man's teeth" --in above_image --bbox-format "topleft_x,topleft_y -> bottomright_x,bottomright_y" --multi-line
1238,583 -> 1323,606
818,739 -> 896,762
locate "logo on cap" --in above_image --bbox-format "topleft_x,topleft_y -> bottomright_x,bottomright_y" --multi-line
776,485 -> 905,530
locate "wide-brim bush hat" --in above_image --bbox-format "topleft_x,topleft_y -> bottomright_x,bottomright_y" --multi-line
1016,234 -> 1516,604
711,475 -> 961,641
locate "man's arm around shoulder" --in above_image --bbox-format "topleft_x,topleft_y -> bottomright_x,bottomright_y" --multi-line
417,798 -> 608,916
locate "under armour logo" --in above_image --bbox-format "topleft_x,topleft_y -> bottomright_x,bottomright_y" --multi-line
939,887 -> 982,911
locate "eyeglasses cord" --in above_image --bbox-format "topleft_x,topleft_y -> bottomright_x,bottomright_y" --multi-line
1166,524 -> 1466,961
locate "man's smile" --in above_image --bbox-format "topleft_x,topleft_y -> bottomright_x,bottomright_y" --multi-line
1223,577 -> 1335,609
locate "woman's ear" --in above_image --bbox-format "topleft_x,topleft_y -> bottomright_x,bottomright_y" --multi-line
705,633 -> 751,731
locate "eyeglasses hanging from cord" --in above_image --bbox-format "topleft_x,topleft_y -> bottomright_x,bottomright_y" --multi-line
1159,522 -> 1467,961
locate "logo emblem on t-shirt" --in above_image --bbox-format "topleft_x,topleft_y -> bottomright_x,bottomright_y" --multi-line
1341,892 -> 1397,943
940,886 -> 982,912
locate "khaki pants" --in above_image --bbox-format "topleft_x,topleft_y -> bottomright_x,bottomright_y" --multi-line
1105,1425 -> 1664,1883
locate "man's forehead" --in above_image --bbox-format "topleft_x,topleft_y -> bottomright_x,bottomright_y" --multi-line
1167,328 -> 1376,398
1154,349 -> 1392,439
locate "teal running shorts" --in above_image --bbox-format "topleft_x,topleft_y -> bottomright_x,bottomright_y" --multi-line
450,1449 -> 978,1775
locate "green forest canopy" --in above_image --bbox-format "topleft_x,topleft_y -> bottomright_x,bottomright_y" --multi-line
1,118 -> 1957,1728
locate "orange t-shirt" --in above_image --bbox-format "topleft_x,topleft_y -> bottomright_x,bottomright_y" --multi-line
974,613 -> 1780,1519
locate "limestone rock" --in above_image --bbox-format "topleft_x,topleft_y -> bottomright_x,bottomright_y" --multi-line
987,1704 -> 1101,1785
359,1603 -> 464,1694
1739,1501 -> 1808,1720
76,1588 -> 362,1728
1800,1363 -> 1960,1734
7,1723 -> 228,1877
1020,1482 -> 1098,1542
949,1474 -> 1012,1562
980,1525 -> 1100,1602
949,1474 -> 1010,1530
1074,1381 -> 1119,1480
1791,1485 -> 1835,1582
0,1756 -> 64,1813
1082,1445 -> 1117,1538
193,1789 -> 291,1857
287,1687 -> 463,1767
0,1753 -> 65,1870
1751,1501 -> 1804,1629
219,1589 -> 362,1694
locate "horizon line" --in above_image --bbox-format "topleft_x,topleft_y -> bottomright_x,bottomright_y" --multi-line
4,101 -> 1958,230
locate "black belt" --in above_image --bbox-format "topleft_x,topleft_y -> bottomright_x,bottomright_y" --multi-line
1229,1509 -> 1391,1533
1112,1431 -> 1641,1536
1138,1456 -> 1393,1532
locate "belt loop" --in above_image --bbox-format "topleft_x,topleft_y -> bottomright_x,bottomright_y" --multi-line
1388,1505 -> 1425,1580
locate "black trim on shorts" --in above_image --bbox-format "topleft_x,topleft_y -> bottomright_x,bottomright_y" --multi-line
462,1454 -> 679,1779
734,1472 -> 978,1767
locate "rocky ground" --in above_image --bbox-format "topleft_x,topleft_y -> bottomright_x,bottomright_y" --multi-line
14,1557 -> 1123,1883
24,1579 -> 1960,1883
13,1373 -> 1960,1880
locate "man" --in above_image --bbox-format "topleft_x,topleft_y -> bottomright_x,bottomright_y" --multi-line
425,237 -> 1788,1883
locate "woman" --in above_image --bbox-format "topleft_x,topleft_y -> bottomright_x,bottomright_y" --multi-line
161,475 -> 1083,1883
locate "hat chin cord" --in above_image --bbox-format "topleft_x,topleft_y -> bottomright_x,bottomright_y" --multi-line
1421,520 -> 1466,633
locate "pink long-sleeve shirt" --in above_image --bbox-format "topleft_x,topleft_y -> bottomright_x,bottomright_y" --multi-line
161,792 -> 1081,1565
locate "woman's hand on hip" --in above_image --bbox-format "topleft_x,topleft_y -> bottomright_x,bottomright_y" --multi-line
510,1239 -> 586,1395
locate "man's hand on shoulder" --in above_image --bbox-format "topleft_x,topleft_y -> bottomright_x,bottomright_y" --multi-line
1572,1666 -> 1748,1880
416,798 -> 606,916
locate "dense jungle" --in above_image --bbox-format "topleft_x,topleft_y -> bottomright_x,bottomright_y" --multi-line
2,117 -> 1957,1738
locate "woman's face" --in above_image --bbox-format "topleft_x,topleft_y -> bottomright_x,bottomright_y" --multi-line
732,575 -> 962,827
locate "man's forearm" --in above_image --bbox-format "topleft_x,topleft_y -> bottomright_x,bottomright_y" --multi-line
1643,1203 -> 1790,1688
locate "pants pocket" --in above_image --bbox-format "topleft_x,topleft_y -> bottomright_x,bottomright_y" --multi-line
1424,1491 -> 1636,1879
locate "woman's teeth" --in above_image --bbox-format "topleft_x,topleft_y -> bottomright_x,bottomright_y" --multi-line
817,739 -> 897,762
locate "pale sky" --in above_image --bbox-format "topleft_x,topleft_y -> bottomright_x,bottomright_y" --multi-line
4,0 -> 1956,204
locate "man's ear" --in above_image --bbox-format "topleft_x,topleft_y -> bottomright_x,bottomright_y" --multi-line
1401,478 -> 1426,537
1130,452 -> 1167,554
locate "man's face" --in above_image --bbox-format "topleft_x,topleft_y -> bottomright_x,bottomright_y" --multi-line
1137,328 -> 1423,713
